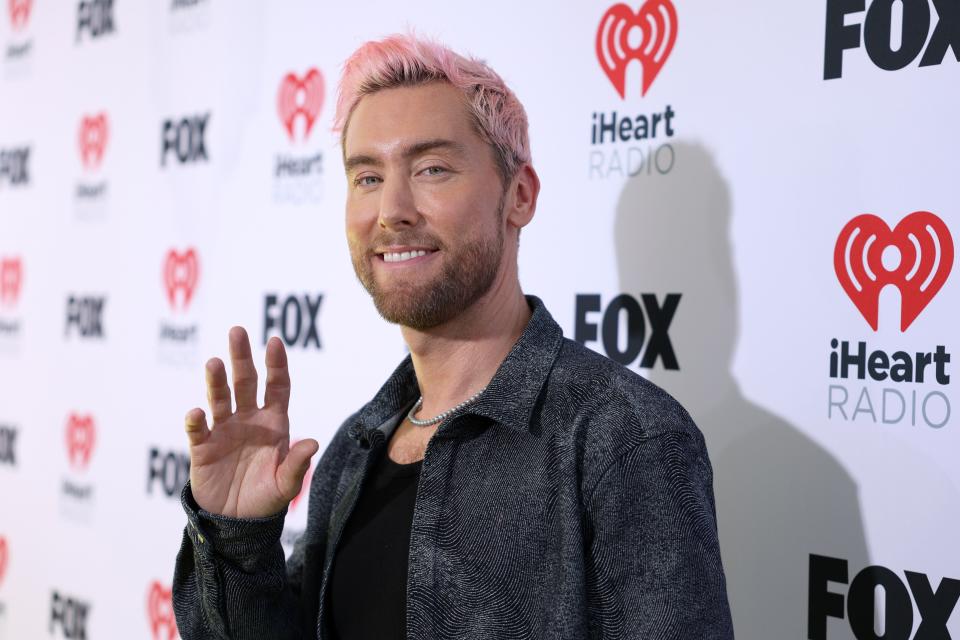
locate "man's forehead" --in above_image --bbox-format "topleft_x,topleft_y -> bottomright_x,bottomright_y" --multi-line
343,83 -> 481,158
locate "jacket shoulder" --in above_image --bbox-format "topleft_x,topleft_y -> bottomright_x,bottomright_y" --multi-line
550,338 -> 697,434
544,338 -> 706,476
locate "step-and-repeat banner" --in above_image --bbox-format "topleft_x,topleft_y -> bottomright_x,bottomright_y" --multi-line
1,1 -> 957,638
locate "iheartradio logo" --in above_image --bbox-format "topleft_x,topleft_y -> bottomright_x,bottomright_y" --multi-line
78,113 -> 109,170
8,0 -> 31,30
596,0 -> 678,98
835,212 -> 954,332
0,256 -> 22,307
277,68 -> 325,142
0,535 -> 7,588
164,248 -> 200,311
147,581 -> 178,640
65,413 -> 96,471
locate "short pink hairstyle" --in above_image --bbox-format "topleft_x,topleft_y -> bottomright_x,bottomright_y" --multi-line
333,33 -> 531,185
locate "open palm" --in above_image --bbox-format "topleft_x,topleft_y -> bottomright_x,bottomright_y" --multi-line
184,327 -> 319,519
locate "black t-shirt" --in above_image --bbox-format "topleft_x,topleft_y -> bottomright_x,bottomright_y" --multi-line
329,439 -> 423,640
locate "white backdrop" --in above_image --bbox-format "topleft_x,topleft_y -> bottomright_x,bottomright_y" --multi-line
0,1 -> 957,638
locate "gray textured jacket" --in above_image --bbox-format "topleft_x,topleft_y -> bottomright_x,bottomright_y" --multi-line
173,296 -> 734,639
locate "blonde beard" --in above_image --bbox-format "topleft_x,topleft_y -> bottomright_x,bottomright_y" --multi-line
351,223 -> 505,330
350,193 -> 507,330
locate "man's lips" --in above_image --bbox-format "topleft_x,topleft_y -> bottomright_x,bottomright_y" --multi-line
375,247 -> 439,264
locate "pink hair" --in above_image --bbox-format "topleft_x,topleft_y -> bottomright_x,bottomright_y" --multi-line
333,32 -> 531,184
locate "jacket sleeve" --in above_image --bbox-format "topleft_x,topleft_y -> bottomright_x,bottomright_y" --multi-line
171,420 -> 356,640
584,430 -> 734,640
171,482 -> 306,640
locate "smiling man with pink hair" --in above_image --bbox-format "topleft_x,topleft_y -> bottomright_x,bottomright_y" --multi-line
172,32 -> 733,639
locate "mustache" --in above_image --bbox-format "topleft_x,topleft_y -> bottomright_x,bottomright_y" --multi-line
366,231 -> 444,253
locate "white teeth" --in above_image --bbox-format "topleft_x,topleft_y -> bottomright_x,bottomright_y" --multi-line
383,250 -> 429,263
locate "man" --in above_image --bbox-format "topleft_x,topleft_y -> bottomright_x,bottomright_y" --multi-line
173,33 -> 733,639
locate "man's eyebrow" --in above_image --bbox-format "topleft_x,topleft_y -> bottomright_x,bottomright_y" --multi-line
343,154 -> 381,173
402,138 -> 467,159
344,138 -> 467,174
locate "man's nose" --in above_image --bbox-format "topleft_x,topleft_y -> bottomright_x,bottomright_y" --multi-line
378,176 -> 420,230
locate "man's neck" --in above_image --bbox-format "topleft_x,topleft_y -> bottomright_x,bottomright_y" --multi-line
400,279 -> 532,419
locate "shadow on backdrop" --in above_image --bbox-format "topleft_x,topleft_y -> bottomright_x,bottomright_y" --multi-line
613,142 -> 869,638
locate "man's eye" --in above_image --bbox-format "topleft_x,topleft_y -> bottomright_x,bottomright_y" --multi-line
354,175 -> 381,187
422,166 -> 447,176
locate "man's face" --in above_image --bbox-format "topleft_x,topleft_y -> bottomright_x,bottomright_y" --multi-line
344,82 -> 507,330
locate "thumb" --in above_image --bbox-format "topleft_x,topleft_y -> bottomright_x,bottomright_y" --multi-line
276,438 -> 320,503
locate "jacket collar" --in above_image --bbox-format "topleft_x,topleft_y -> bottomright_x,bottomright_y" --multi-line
348,295 -> 564,445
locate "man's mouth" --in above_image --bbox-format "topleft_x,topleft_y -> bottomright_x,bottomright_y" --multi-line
377,249 -> 437,263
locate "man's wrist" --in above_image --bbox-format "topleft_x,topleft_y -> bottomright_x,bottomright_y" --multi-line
181,481 -> 288,562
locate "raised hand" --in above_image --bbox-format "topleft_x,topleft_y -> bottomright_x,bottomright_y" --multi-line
183,326 -> 319,519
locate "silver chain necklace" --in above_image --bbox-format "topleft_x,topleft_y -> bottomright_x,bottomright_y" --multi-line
406,386 -> 487,426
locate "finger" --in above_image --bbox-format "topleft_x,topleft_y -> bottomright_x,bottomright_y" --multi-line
184,408 -> 210,447
229,326 -> 259,412
205,357 -> 233,422
276,438 -> 320,503
263,336 -> 291,413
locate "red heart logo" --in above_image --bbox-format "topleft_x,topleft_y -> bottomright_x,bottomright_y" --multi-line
0,256 -> 22,307
834,211 -> 954,331
65,413 -> 96,470
163,248 -> 200,312
596,1 -> 678,98
8,0 -> 32,31
0,536 -> 8,588
277,69 -> 325,142
78,113 -> 109,171
147,581 -> 179,640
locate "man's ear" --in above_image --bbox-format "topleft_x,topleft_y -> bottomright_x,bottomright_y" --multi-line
505,164 -> 540,230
